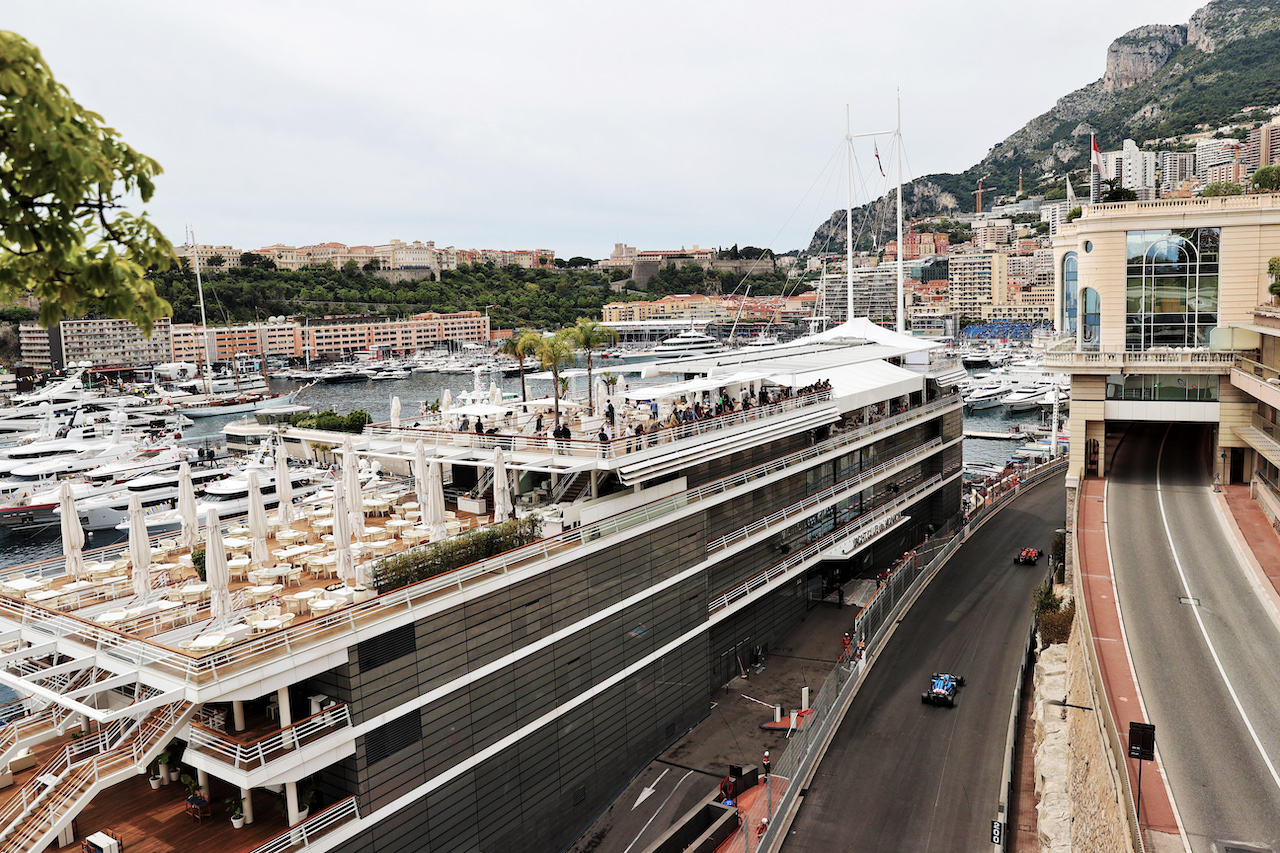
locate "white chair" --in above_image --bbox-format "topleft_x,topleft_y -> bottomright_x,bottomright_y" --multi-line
243,611 -> 264,627
262,604 -> 281,619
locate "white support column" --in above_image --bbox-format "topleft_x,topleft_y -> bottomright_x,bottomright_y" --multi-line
232,700 -> 246,733
241,786 -> 254,824
285,780 -> 301,826
277,687 -> 293,729
196,768 -> 210,799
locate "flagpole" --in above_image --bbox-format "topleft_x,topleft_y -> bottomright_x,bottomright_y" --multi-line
846,105 -> 854,324
895,92 -> 904,334
1090,134 -> 1100,205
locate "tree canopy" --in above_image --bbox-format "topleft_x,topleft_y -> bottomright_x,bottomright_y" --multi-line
1201,182 -> 1244,197
1252,165 -> 1280,192
0,31 -> 174,332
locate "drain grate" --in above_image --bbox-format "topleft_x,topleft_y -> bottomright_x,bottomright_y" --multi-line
1223,845 -> 1272,853
1178,596 -> 1201,606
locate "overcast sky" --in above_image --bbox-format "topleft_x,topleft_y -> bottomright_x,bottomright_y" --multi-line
9,0 -> 1206,259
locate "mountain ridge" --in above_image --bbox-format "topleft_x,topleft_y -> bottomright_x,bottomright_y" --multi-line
809,0 -> 1280,252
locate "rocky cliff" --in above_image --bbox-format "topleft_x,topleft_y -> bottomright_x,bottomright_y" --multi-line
809,0 -> 1280,251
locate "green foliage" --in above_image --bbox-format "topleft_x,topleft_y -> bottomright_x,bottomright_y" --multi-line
372,517 -> 543,594
1252,164 -> 1280,192
1100,179 -> 1139,202
191,548 -> 206,582
344,409 -> 371,432
315,410 -> 344,432
566,318 -> 619,413
1202,181 -> 1244,197
147,263 -> 628,329
1269,257 -> 1280,296
535,331 -> 576,423
1051,530 -> 1066,568
1033,582 -> 1061,617
0,305 -> 36,323
0,31 -> 174,332
1066,207 -> 1083,223
644,262 -> 793,299
1037,598 -> 1075,646
225,796 -> 244,819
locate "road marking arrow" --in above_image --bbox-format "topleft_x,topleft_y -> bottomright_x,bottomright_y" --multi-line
632,768 -> 670,810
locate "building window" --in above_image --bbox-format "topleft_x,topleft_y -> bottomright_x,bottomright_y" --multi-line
1081,287 -> 1101,351
1124,228 -> 1219,350
1061,253 -> 1078,336
1105,374 -> 1219,401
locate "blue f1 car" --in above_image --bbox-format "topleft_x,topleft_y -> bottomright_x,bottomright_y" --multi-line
921,672 -> 965,707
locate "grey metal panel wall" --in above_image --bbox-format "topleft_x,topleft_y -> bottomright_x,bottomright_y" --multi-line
329,631 -> 710,853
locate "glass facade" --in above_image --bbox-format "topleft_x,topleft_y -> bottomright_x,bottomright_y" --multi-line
1125,228 -> 1220,350
1062,253 -> 1078,336
1105,373 -> 1220,401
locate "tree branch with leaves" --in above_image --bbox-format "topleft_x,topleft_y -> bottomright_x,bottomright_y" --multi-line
0,31 -> 174,333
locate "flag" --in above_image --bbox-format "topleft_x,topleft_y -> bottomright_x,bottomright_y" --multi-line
1091,136 -> 1104,178
1066,174 -> 1078,207
874,141 -> 886,177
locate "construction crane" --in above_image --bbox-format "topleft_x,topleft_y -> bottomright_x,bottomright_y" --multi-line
972,173 -> 993,213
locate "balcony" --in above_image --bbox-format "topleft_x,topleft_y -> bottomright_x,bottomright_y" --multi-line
1043,348 -> 1248,374
1231,357 -> 1280,411
186,703 -> 354,787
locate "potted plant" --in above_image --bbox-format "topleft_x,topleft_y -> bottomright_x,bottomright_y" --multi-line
155,750 -> 172,786
191,547 -> 207,582
179,773 -> 205,804
147,759 -> 163,790
226,795 -> 245,829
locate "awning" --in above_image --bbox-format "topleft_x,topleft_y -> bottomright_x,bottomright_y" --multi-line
767,359 -> 922,410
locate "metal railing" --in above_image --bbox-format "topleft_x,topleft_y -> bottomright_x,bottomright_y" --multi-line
0,395 -> 961,690
706,439 -> 943,554
363,390 -> 834,460
707,473 -> 945,615
247,796 -> 361,853
189,703 -> 352,771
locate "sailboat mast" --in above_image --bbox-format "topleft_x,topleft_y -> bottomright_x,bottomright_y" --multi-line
188,226 -> 213,397
895,93 -> 905,334
845,106 -> 854,323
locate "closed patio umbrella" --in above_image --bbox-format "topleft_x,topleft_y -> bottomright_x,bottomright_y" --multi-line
332,477 -> 354,586
275,443 -> 294,529
128,494 -> 151,598
247,470 -> 270,567
177,461 -> 199,551
342,436 -> 364,543
426,458 -> 446,542
489,382 -> 501,406
492,446 -> 513,524
205,507 -> 232,620
390,395 -> 401,429
414,440 -> 430,510
441,389 -> 453,413
59,480 -> 85,582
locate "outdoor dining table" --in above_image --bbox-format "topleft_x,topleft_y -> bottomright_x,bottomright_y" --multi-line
87,564 -> 117,582
285,589 -> 318,613
275,529 -> 308,545
253,618 -> 282,633
311,516 -> 335,531
222,536 -> 251,554
307,554 -> 338,579
188,633 -> 226,651
228,526 -> 250,536
362,498 -> 390,515
309,597 -> 340,616
179,583 -> 209,603
248,584 -> 282,604
272,545 -> 313,565
3,577 -> 49,597
385,519 -> 415,538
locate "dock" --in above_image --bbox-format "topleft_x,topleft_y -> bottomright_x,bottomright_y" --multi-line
963,429 -> 1029,440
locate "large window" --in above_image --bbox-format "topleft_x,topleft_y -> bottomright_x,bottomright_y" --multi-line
1105,374 -> 1219,401
1062,252 -> 1078,336
1125,228 -> 1219,350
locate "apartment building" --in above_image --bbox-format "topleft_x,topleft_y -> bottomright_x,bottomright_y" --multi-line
175,244 -> 243,271
1244,119 -> 1280,173
947,252 -> 1008,322
1159,152 -> 1197,196
19,318 -> 175,371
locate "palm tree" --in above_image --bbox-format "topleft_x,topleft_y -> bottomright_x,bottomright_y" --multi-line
499,329 -> 542,401
567,318 -> 620,414
535,330 -> 576,427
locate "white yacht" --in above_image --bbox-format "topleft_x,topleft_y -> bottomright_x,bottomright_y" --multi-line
964,383 -> 1012,410
1001,384 -> 1052,413
651,329 -> 726,359
68,461 -> 231,532
130,456 -> 327,532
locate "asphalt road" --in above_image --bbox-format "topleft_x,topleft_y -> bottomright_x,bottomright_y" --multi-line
780,473 -> 1065,853
1108,422 -> 1280,853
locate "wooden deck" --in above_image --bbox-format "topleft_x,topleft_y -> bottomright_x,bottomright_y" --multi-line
67,773 -> 297,853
